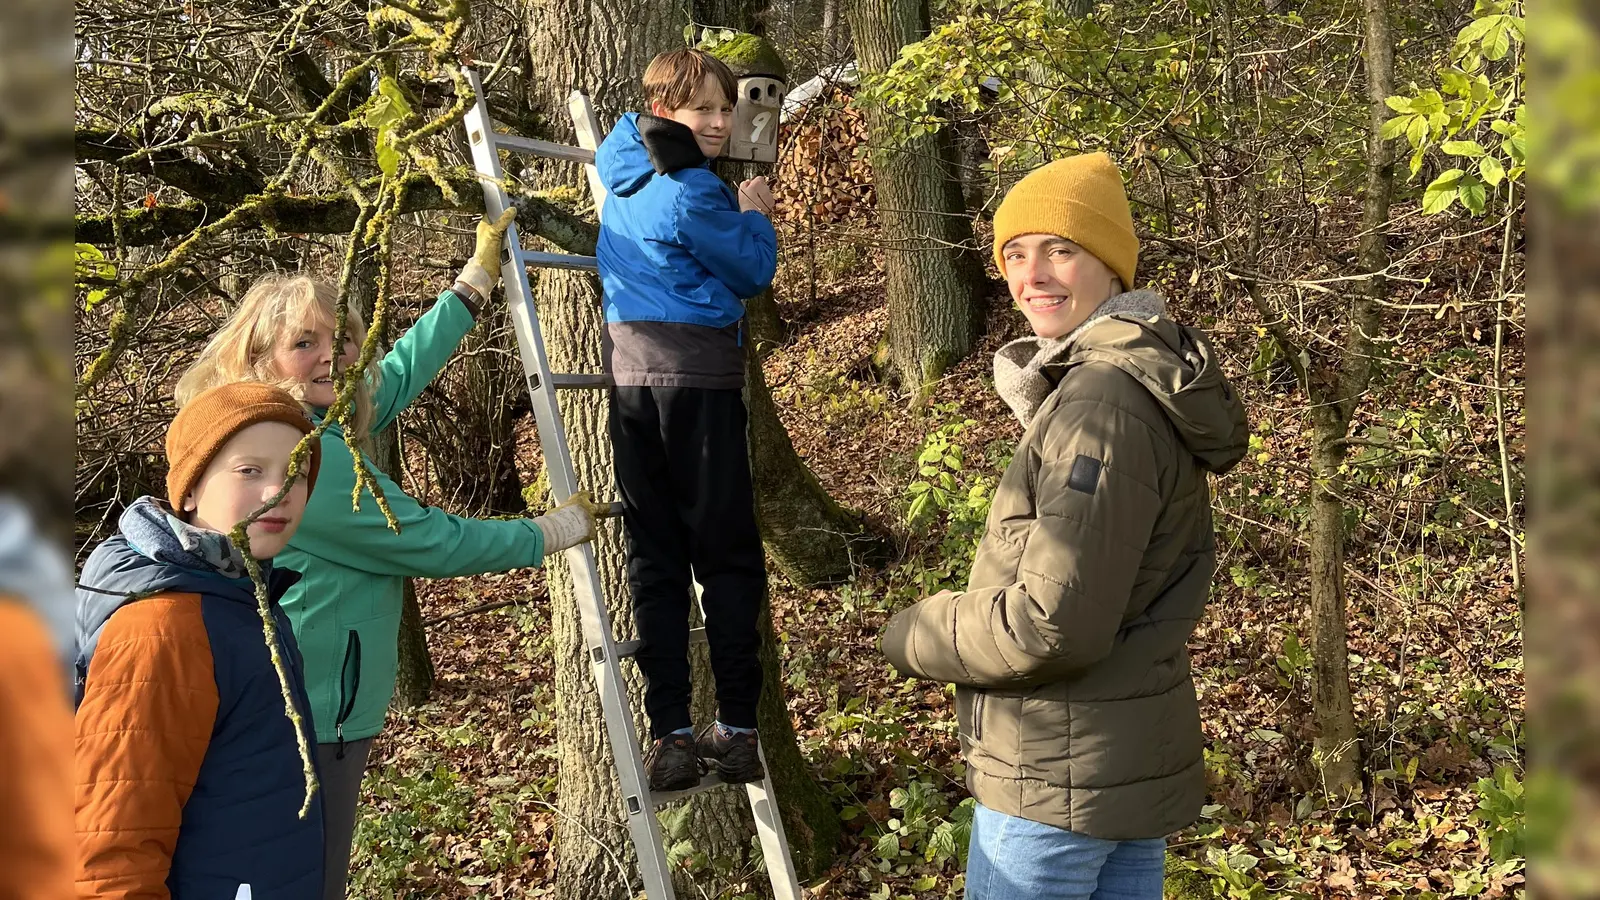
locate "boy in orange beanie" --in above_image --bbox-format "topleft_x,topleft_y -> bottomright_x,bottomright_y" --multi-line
882,152 -> 1248,900
74,382 -> 328,899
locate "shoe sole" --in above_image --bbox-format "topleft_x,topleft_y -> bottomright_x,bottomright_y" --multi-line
648,761 -> 702,792
707,757 -> 765,784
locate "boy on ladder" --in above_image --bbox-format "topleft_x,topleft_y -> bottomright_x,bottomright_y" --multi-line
592,47 -> 778,792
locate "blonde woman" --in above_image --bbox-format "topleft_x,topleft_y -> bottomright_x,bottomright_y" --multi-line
176,213 -> 602,900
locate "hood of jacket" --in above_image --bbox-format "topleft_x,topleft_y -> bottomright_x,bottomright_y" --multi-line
995,290 -> 1249,473
596,112 -> 708,198
75,497 -> 300,697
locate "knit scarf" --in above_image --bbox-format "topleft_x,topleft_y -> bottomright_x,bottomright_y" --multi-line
120,495 -> 252,580
993,289 -> 1168,427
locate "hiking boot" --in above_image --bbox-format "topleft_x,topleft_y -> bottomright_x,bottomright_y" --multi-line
696,724 -> 765,784
644,733 -> 703,792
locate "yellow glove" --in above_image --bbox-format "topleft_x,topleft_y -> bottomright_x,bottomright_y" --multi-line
457,207 -> 518,299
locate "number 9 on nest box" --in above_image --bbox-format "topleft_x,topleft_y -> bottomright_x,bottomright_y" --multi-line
726,76 -> 784,163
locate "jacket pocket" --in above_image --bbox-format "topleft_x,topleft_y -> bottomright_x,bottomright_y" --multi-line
336,629 -> 361,734
970,691 -> 986,741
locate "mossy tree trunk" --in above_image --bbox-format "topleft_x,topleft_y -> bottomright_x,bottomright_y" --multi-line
521,1 -> 841,894
846,0 -> 985,397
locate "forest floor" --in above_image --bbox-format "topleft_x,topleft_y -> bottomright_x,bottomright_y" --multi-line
348,237 -> 1525,900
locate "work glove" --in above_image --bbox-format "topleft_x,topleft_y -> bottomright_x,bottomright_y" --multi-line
532,490 -> 607,554
454,207 -> 518,308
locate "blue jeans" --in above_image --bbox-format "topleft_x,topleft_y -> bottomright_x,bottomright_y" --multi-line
964,803 -> 1166,900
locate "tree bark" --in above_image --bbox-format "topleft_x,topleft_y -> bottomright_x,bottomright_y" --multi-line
1305,0 -> 1395,802
821,0 -> 838,49
393,580 -> 435,709
713,157 -> 890,587
521,1 -> 838,894
522,0 -> 667,879
745,334 -> 885,585
846,0 -> 985,397
1307,425 -> 1359,799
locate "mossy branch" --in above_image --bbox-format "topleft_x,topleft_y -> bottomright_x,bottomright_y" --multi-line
77,0 -> 492,813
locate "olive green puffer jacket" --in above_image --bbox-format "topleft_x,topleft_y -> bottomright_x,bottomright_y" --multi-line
882,299 -> 1247,840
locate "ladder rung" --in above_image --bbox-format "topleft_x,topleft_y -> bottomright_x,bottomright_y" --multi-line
519,249 -> 598,272
550,373 -> 615,389
648,769 -> 732,806
475,129 -> 596,165
615,626 -> 706,660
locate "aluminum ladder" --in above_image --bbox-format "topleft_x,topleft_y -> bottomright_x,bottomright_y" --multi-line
460,67 -> 801,900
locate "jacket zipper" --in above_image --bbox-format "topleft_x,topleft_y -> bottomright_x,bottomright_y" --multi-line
335,629 -> 361,759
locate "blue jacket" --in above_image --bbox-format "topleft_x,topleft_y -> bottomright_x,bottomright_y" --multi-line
74,498 -> 323,899
595,112 -> 778,330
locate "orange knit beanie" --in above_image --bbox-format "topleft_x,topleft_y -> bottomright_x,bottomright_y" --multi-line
166,382 -> 320,510
991,152 -> 1139,290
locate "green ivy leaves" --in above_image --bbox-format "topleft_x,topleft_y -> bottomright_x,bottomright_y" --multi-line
365,76 -> 415,177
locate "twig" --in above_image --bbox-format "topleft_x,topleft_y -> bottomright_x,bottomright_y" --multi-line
423,592 -> 543,627
1491,182 -> 1522,598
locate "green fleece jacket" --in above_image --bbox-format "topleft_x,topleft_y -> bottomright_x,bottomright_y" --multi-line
277,290 -> 547,745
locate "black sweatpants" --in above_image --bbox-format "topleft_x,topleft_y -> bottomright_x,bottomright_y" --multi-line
609,385 -> 766,740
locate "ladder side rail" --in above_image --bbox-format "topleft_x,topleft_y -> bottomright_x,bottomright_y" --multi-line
687,585 -> 802,899
746,757 -> 803,899
465,68 -> 678,900
568,91 -> 609,220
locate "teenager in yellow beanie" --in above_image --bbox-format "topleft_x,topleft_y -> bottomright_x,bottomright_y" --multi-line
880,151 -> 1249,900
989,152 -> 1141,340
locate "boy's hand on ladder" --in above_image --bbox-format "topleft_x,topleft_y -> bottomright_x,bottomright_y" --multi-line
532,489 -> 604,553
457,207 -> 519,301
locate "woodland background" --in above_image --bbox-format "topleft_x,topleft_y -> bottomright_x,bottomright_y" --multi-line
65,0 -> 1562,897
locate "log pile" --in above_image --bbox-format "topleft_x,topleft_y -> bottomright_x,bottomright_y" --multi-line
770,85 -> 876,227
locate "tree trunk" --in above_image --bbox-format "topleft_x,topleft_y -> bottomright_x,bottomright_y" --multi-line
1305,0 -> 1395,802
393,580 -> 434,709
1307,425 -> 1360,799
522,2 -> 838,894
523,8 -> 671,888
746,334 -> 885,585
846,0 -> 985,397
714,156 -> 890,587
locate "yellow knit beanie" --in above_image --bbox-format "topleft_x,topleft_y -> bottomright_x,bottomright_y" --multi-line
991,152 -> 1138,290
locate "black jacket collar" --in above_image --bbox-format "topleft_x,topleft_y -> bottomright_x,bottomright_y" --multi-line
637,114 -> 707,174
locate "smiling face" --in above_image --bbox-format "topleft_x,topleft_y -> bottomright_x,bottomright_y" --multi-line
1001,233 -> 1123,339
182,421 -> 309,559
652,73 -> 733,159
268,321 -> 356,409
